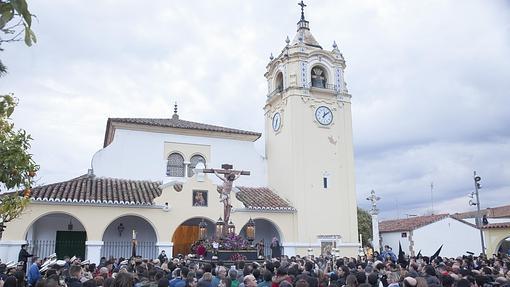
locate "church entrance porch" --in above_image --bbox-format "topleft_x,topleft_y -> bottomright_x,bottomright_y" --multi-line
497,236 -> 510,256
101,215 -> 158,259
26,213 -> 87,259
172,217 -> 215,257
239,218 -> 282,258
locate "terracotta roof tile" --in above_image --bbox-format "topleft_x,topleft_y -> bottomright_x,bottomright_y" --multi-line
453,204 -> 510,219
481,222 -> 510,229
235,187 -> 295,211
104,117 -> 261,147
379,214 -> 449,233
28,175 -> 161,205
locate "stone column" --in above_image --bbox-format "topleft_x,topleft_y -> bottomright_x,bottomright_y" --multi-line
366,190 -> 381,252
85,241 -> 104,264
371,212 -> 380,252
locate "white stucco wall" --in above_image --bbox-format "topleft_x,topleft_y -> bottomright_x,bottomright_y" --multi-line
380,231 -> 411,255
92,129 -> 267,188
102,215 -> 157,242
412,217 -> 482,257
27,213 -> 86,241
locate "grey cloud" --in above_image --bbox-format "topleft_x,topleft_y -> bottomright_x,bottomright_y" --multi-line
1,0 -> 509,220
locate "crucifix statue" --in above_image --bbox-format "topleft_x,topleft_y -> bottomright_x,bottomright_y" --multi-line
366,189 -> 381,215
366,190 -> 381,252
202,164 -> 250,224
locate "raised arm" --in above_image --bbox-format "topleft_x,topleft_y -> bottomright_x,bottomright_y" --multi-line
234,171 -> 242,181
213,170 -> 226,182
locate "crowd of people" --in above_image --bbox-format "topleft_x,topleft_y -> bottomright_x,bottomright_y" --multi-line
1,247 -> 510,287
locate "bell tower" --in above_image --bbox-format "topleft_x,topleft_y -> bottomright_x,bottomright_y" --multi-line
264,2 -> 359,256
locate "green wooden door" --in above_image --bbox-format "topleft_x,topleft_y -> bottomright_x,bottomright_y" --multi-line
55,231 -> 86,259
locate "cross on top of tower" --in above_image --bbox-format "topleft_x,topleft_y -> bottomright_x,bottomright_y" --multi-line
298,0 -> 307,21
172,102 -> 179,120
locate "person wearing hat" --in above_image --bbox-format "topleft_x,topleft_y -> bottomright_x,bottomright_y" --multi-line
18,244 -> 33,274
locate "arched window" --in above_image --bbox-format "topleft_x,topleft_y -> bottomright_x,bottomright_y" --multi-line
275,72 -> 283,92
188,155 -> 206,177
167,153 -> 184,177
311,66 -> 327,88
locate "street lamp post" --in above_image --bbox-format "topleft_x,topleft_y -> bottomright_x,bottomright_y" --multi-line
472,171 -> 486,256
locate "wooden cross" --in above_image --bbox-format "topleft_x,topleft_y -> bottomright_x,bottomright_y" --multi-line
203,164 -> 250,224
202,164 -> 250,176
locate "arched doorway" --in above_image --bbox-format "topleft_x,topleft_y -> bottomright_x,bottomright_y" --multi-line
172,217 -> 215,257
101,215 -> 157,259
26,213 -> 87,260
239,218 -> 282,258
496,236 -> 510,256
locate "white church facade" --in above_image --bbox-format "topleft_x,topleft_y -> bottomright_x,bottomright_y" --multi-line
0,4 -> 360,263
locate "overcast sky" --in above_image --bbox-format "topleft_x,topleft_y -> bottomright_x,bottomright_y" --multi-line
2,0 -> 510,220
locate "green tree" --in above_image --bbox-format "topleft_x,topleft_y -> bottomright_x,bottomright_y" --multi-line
0,0 -> 37,234
0,95 -> 38,232
1,0 -> 37,75
357,207 -> 372,247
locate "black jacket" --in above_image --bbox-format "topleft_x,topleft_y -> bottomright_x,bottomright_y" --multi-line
18,248 -> 33,263
66,277 -> 83,287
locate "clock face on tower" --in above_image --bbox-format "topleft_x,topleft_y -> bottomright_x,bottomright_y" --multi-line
272,112 -> 282,131
315,106 -> 333,126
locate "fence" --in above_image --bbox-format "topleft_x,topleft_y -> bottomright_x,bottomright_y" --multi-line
28,240 -> 56,259
27,240 -> 157,259
28,239 -> 284,260
101,241 -> 157,259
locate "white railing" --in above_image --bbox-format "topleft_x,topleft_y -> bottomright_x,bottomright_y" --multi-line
101,241 -> 157,259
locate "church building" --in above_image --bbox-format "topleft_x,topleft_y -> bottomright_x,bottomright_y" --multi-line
0,4 -> 359,263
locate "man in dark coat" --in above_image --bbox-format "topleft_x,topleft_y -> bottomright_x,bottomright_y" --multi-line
65,265 -> 83,287
270,237 -> 281,259
158,250 -> 168,263
18,244 -> 33,273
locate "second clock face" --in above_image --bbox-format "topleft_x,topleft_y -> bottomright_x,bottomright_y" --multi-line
272,112 -> 282,131
315,106 -> 333,125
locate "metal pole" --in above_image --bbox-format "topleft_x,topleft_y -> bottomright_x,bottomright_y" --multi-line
474,171 -> 486,255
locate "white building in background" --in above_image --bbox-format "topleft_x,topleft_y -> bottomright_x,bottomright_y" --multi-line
0,3 -> 361,263
379,214 -> 482,258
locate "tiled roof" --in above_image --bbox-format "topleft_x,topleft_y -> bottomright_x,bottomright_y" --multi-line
235,187 -> 295,211
481,222 -> 510,229
28,174 -> 161,205
379,214 -> 449,233
104,117 -> 261,147
453,204 -> 510,219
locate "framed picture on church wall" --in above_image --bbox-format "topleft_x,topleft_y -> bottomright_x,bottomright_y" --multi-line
321,241 -> 335,256
192,190 -> 208,207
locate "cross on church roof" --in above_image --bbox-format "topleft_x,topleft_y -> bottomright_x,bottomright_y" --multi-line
172,102 -> 179,119
298,0 -> 307,21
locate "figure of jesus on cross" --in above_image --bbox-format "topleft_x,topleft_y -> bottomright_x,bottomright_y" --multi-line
202,164 -> 250,224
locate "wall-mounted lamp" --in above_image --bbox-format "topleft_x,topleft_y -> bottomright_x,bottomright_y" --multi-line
199,219 -> 208,240
117,223 -> 125,236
